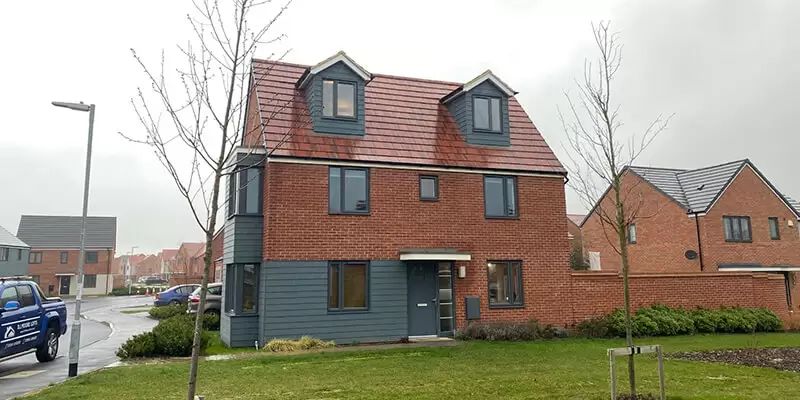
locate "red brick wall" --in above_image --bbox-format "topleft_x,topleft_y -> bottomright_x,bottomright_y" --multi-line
263,162 -> 573,327
700,166 -> 800,270
27,249 -> 114,294
570,271 -> 792,323
582,172 -> 700,273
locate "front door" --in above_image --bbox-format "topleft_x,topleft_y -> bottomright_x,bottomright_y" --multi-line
59,276 -> 71,295
407,263 -> 437,337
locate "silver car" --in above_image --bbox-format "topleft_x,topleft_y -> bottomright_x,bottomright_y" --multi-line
187,283 -> 222,316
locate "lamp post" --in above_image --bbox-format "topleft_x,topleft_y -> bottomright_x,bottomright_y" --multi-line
52,101 -> 95,378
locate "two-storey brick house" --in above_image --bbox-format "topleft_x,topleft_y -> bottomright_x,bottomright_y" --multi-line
16,215 -> 117,295
581,159 -> 800,310
220,52 -> 570,347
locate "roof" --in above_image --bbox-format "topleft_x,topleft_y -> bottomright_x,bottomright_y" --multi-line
179,242 -> 206,259
128,254 -> 147,265
440,70 -> 517,104
251,59 -> 566,175
0,225 -> 28,248
567,214 -> 586,226
17,215 -> 117,249
628,159 -> 799,217
160,249 -> 178,260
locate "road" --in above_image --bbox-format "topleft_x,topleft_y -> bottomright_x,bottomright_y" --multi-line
0,296 -> 157,400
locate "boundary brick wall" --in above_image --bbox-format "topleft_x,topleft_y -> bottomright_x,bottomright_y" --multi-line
569,271 -> 792,324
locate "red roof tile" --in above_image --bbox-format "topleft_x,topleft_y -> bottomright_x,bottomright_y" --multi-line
160,249 -> 178,260
248,60 -> 566,175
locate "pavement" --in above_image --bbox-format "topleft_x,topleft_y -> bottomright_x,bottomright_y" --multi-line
0,296 -> 157,400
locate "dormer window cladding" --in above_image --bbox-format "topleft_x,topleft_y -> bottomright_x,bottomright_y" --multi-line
474,96 -> 502,132
323,80 -> 356,118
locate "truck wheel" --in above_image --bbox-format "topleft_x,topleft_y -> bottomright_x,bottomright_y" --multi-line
204,309 -> 219,317
36,326 -> 59,362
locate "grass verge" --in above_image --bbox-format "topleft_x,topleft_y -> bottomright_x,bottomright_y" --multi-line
119,309 -> 151,314
26,333 -> 800,400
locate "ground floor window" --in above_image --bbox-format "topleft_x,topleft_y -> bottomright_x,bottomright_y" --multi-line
328,261 -> 369,311
225,263 -> 259,314
487,261 -> 523,307
84,274 -> 97,288
438,262 -> 454,333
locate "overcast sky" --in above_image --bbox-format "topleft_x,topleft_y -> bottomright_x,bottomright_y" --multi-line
1,0 -> 798,254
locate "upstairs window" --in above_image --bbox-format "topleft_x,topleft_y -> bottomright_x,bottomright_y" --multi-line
329,167 -> 369,214
723,216 -> 751,242
474,96 -> 502,132
484,176 -> 517,218
227,167 -> 263,217
86,251 -> 98,264
769,217 -> 781,240
0,248 -> 7,261
60,251 -> 68,264
29,252 -> 42,264
628,223 -> 637,244
323,80 -> 356,118
419,175 -> 439,201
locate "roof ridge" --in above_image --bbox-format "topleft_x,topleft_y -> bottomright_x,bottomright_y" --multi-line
676,159 -> 748,176
628,165 -> 687,172
253,58 -> 464,87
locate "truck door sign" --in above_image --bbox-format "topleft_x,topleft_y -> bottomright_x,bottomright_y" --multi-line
1,317 -> 40,350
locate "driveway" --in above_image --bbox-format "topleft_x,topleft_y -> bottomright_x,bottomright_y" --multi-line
0,296 -> 157,400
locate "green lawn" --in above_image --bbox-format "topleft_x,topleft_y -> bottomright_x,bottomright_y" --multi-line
28,333 -> 800,400
202,332 -> 260,356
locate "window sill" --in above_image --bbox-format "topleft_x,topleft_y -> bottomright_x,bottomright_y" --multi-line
327,308 -> 370,314
473,129 -> 504,135
322,115 -> 358,122
488,304 -> 525,309
420,198 -> 439,202
329,212 -> 371,216
224,311 -> 258,317
724,240 -> 753,243
485,215 -> 519,220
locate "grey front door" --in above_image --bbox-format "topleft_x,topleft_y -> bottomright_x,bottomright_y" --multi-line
407,263 -> 437,336
59,276 -> 71,295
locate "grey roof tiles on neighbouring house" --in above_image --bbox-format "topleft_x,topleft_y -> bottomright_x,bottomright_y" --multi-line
16,215 -> 117,249
0,225 -> 29,248
628,159 -> 799,217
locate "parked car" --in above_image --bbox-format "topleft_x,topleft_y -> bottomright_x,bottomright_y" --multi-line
0,277 -> 67,363
187,283 -> 222,316
144,276 -> 167,286
153,284 -> 199,307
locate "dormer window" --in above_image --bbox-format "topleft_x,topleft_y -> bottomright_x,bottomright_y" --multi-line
323,80 -> 356,118
474,96 -> 502,133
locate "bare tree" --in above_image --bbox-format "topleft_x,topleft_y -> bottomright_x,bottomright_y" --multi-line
559,21 -> 672,397
120,0 -> 299,398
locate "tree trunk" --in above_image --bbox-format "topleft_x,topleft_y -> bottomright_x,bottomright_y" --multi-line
615,180 -> 636,397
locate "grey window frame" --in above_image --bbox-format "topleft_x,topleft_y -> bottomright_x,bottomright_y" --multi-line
723,216 -> 752,242
769,217 -> 781,240
628,223 -> 637,244
473,96 -> 502,133
29,252 -> 42,264
322,79 -> 358,120
0,248 -> 7,262
419,175 -> 439,201
329,166 -> 370,214
226,171 -> 236,218
487,261 -> 524,308
224,263 -> 259,315
227,167 -> 263,218
85,251 -> 98,264
327,261 -> 370,313
17,249 -> 22,260
484,175 -> 518,218
84,274 -> 97,288
60,251 -> 68,264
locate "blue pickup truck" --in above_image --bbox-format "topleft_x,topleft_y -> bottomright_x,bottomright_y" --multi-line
0,277 -> 67,363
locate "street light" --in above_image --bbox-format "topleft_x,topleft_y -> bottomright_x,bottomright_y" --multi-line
52,101 -> 95,378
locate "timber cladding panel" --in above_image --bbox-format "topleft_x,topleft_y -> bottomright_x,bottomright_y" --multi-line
262,162 -> 573,328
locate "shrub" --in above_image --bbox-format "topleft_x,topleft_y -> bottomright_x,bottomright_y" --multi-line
582,305 -> 783,338
116,331 -> 156,358
117,314 -> 211,359
202,314 -> 220,331
455,320 -> 557,341
149,304 -> 186,320
263,336 -> 335,352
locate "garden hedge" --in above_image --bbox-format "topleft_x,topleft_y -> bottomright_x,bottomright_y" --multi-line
117,313 -> 219,358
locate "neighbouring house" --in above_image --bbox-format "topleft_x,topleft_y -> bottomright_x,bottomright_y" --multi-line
567,214 -> 586,269
158,248 -> 178,277
219,52 -> 571,347
211,229 -> 223,282
171,242 -> 206,285
136,254 -> 160,277
16,215 -> 117,296
0,224 -> 30,277
581,159 -> 800,311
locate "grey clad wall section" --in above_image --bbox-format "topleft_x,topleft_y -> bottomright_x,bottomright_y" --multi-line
260,260 -> 408,344
220,262 -> 260,347
305,61 -> 366,136
223,216 -> 263,265
1,248 -> 29,276
446,80 -> 510,146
